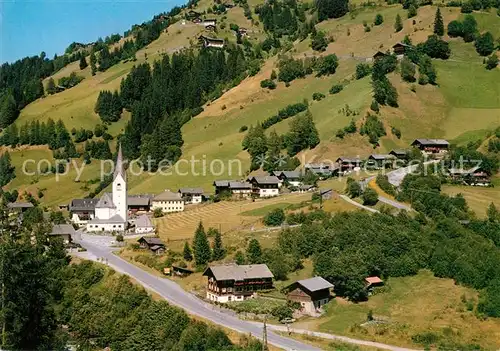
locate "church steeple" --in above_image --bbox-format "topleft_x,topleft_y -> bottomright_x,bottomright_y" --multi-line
114,143 -> 126,181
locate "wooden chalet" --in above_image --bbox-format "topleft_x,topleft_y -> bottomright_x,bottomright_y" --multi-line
203,264 -> 274,303
127,194 -> 153,212
286,277 -> 333,315
49,224 -> 79,245
213,180 -> 252,198
336,157 -> 363,173
137,236 -> 166,255
373,51 -> 388,60
198,35 -> 224,49
187,10 -> 201,19
304,163 -> 339,178
247,176 -> 280,197
366,154 -> 396,169
389,149 -> 408,160
448,166 -> 491,186
392,42 -> 413,56
411,139 -> 449,154
271,170 -> 302,187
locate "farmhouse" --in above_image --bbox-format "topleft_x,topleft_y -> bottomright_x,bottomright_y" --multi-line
366,154 -> 396,169
286,277 -> 333,315
373,51 -> 388,60
127,194 -> 153,213
205,24 -> 216,31
392,42 -> 413,56
389,149 -> 407,159
151,190 -> 184,213
203,264 -> 274,303
304,163 -> 339,178
69,198 -> 99,225
134,214 -> 155,234
138,236 -> 166,255
271,170 -> 302,187
336,157 -> 362,174
448,166 -> 491,186
178,187 -> 204,204
198,35 -> 224,49
202,19 -> 217,27
247,176 -> 280,197
187,10 -> 201,19
411,139 -> 449,154
49,224 -> 79,244
213,180 -> 252,198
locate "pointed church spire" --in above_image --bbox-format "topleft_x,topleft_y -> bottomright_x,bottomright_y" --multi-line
114,143 -> 125,180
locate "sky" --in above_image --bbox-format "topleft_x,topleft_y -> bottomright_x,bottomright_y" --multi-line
0,0 -> 185,64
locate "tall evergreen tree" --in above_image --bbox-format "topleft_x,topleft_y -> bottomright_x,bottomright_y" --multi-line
79,56 -> 88,70
433,8 -> 444,36
192,222 -> 211,266
46,78 -> 56,95
285,110 -> 320,156
246,238 -> 263,264
183,242 -> 193,261
0,93 -> 18,128
90,50 -> 97,76
394,14 -> 403,32
211,229 -> 226,261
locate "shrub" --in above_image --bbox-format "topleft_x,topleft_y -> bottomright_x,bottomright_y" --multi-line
376,174 -> 396,196
370,100 -> 379,113
336,129 -> 346,139
362,188 -> 379,206
263,208 -> 286,226
153,208 -> 163,218
312,92 -> 326,101
260,79 -> 277,89
485,54 -> 499,70
329,84 -> 343,94
447,20 -> 463,37
461,1 -> 473,13
261,102 -> 308,129
374,13 -> 384,25
474,32 -> 495,56
355,63 -> 372,79
391,126 -> 402,139
239,125 -> 248,132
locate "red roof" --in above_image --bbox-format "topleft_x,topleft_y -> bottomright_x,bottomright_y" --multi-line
365,276 -> 383,284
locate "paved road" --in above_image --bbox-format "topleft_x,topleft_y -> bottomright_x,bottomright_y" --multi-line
75,239 -> 320,351
75,239 -> 420,351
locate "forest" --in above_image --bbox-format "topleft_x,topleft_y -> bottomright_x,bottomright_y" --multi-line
0,201 -> 263,351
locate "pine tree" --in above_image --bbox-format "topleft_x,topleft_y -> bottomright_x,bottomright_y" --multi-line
433,8 -> 444,36
183,242 -> 193,261
79,56 -> 88,70
487,202 -> 499,222
0,93 -> 18,128
90,50 -> 97,76
246,238 -> 263,264
234,250 -> 246,265
192,221 -> 211,266
394,14 -> 403,32
211,229 -> 226,261
408,4 -> 417,18
46,77 -> 56,95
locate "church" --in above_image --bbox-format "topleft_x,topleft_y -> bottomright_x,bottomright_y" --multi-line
86,145 -> 128,233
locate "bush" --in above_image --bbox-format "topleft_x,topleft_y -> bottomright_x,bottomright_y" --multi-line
355,63 -> 372,79
347,179 -> 362,197
391,126 -> 401,139
260,79 -> 276,89
485,54 -> 499,70
461,1 -> 473,13
261,102 -> 308,129
336,129 -> 346,139
447,20 -> 463,37
312,92 -> 326,101
474,32 -> 495,56
374,13 -> 384,25
362,188 -> 379,206
263,208 -> 286,226
376,174 -> 396,196
239,125 -> 248,133
370,100 -> 379,113
418,35 -> 451,59
153,208 -> 163,218
329,84 -> 343,94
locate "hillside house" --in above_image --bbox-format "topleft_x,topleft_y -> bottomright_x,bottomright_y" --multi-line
203,264 -> 274,303
49,224 -> 79,244
151,190 -> 184,213
392,42 -> 413,57
247,176 -> 280,197
178,187 -> 204,204
448,166 -> 491,186
69,198 -> 99,225
299,184 -> 316,193
366,154 -> 396,169
304,163 -> 339,178
187,10 -> 201,19
202,19 -> 217,27
286,277 -> 333,315
336,157 -> 362,174
319,188 -> 333,200
411,139 -> 449,155
205,24 -> 216,31
389,149 -> 407,160
127,194 -> 152,213
373,51 -> 388,60
238,27 -> 248,36
138,236 -> 166,255
198,35 -> 224,49
134,214 -> 155,234
7,202 -> 34,213
213,180 -> 252,198
271,170 -> 302,187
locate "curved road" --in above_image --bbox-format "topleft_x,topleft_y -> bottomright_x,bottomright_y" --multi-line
75,239 -> 419,351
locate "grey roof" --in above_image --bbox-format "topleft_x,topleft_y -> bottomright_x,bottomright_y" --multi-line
70,198 -> 99,212
178,187 -> 204,195
87,214 -> 125,224
229,181 -> 252,189
448,166 -> 482,175
7,202 -> 34,209
135,214 -> 153,228
248,176 -> 280,185
368,154 -> 395,160
153,190 -> 183,201
272,171 -> 301,179
293,277 -> 333,292
319,188 -> 332,195
214,180 -> 231,187
138,237 -> 164,246
95,193 -> 115,209
299,184 -> 316,190
390,149 -> 407,155
412,139 -> 449,146
150,245 -> 164,251
203,264 -> 274,281
336,157 -> 362,163
50,224 -> 76,236
393,42 -> 413,48
127,195 -> 153,207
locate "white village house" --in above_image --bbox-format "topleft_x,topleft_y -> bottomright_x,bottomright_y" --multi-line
151,190 -> 185,213
134,214 -> 155,234
178,187 -> 204,204
86,145 -> 128,232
